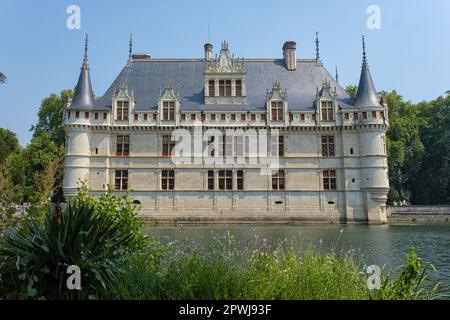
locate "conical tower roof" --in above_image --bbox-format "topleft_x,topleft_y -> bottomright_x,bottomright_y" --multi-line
354,36 -> 382,108
70,35 -> 95,109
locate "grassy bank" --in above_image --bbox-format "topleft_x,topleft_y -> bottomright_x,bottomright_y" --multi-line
0,189 -> 440,300
103,234 -> 438,300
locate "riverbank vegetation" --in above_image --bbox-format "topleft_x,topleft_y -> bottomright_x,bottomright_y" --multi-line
0,190 -> 440,300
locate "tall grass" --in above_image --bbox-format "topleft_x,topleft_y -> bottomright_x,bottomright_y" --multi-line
104,233 -> 439,300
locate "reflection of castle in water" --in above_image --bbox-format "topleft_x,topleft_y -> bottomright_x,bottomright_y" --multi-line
63,35 -> 389,224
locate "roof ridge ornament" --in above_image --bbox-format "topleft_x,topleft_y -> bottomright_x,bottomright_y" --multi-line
82,34 -> 89,70
362,35 -> 368,69
316,32 -> 320,63
129,34 -> 133,59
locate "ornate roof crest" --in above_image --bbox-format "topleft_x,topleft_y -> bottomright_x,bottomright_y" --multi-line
205,41 -> 245,73
266,81 -> 288,101
114,83 -> 134,100
159,81 -> 180,100
318,79 -> 336,99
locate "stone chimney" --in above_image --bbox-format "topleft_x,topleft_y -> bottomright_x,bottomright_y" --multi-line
283,41 -> 297,71
204,43 -> 213,61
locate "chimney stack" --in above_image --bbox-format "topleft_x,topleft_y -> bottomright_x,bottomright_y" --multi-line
204,43 -> 213,61
283,41 -> 297,71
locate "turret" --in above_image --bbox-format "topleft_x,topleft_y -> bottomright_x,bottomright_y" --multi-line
63,35 -> 93,197
355,36 -> 389,224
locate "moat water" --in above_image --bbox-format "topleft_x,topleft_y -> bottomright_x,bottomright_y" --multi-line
144,223 -> 450,297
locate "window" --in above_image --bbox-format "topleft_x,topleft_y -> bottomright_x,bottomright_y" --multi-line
161,170 -> 175,190
289,113 -> 293,121
181,114 -> 186,121
381,111 -> 385,119
218,170 -> 232,190
144,114 -> 148,121
323,170 -> 337,191
162,101 -> 175,121
116,135 -> 130,156
261,114 -> 266,121
350,148 -> 354,155
372,111 -> 377,119
153,113 -> 157,121
321,136 -> 335,157
235,135 -> 244,157
312,114 -> 317,121
134,114 -> 138,121
271,101 -> 284,121
219,135 -> 232,157
272,170 -> 285,190
76,111 -> 80,118
162,135 -> 175,157
208,170 -> 215,190
321,101 -> 334,121
201,114 -> 206,121
236,80 -> 242,96
84,112 -> 89,119
208,80 -> 215,97
116,101 -> 129,121
251,114 -> 256,121
218,80 -> 232,96
300,114 -> 305,121
362,112 -> 367,120
344,113 -> 349,120
231,114 -> 236,121
94,112 -> 99,120
271,136 -> 284,156
237,170 -> 244,190
103,112 -> 107,120
353,112 -> 359,120
191,114 -> 196,121
241,114 -> 246,121
211,114 -> 216,121
68,111 -> 71,119
225,80 -> 232,96
115,170 -> 128,190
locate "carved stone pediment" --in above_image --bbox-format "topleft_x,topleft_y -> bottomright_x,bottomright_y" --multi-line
205,41 -> 245,73
159,82 -> 180,100
266,81 -> 288,101
318,79 -> 337,100
114,83 -> 134,100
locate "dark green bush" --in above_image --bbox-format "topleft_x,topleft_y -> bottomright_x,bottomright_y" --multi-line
0,202 -> 133,299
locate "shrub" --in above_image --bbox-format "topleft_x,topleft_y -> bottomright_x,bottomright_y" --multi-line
0,202 -> 133,300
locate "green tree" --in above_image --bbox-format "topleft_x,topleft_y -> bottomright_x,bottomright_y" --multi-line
384,91 -> 424,204
0,128 -> 20,165
31,89 -> 73,147
345,85 -> 358,98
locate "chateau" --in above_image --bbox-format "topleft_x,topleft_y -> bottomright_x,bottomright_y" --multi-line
63,35 -> 389,224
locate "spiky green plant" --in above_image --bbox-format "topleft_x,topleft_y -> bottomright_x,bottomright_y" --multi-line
0,202 -> 133,300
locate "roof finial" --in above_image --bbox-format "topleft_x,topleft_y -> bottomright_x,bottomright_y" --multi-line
362,35 -> 368,69
315,32 -> 320,62
129,34 -> 133,59
82,34 -> 89,69
335,65 -> 339,84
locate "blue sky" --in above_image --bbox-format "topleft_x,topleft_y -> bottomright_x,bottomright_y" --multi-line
1,0 -> 449,145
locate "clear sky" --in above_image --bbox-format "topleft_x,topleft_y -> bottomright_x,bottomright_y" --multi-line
1,0 -> 449,145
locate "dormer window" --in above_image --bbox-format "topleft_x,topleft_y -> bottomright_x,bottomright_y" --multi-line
236,80 -> 242,96
208,80 -> 215,97
116,101 -> 129,121
320,101 -> 334,121
219,80 -> 232,96
162,101 -> 175,121
271,102 -> 284,121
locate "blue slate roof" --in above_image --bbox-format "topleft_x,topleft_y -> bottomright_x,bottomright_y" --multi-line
91,59 -> 352,112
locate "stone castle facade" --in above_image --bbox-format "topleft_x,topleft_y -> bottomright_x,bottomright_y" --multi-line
63,35 -> 389,224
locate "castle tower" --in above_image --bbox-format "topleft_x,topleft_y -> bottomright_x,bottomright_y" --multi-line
355,36 -> 389,223
63,35 -> 93,196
